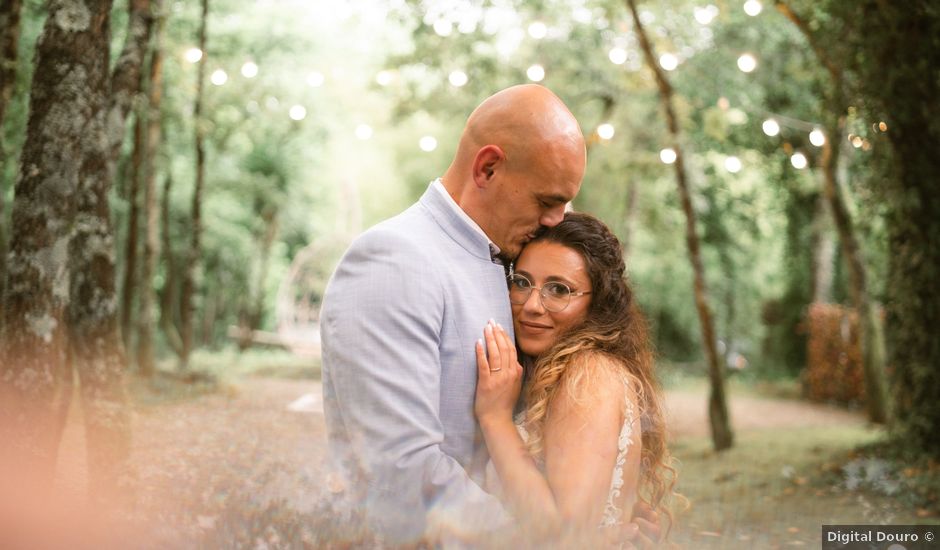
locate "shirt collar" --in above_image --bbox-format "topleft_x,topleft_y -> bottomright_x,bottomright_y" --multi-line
432,178 -> 502,258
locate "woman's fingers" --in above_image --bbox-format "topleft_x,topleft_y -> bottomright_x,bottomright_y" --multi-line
475,338 -> 489,381
484,321 -> 501,370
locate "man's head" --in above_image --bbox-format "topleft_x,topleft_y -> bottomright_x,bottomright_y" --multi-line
441,85 -> 586,260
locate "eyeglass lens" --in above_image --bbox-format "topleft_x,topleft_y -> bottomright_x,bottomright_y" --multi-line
508,275 -> 571,312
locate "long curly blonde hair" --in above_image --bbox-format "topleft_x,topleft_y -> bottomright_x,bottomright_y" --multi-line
518,212 -> 679,529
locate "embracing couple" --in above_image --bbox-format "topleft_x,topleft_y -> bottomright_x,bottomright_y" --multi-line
320,85 -> 677,547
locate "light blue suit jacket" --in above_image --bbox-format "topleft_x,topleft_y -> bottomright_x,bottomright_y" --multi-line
320,182 -> 513,541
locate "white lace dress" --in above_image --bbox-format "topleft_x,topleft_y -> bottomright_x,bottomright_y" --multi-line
488,396 -> 639,527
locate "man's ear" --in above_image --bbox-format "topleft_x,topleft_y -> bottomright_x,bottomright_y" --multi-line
472,145 -> 505,188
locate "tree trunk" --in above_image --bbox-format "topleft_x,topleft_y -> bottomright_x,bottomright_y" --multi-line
809,192 -> 835,304
238,210 -> 279,351
621,177 -> 638,259
819,119 -> 889,423
120,112 -> 143,351
0,0 -> 23,286
180,0 -> 208,369
137,0 -> 164,378
106,0 -> 153,173
65,0 -> 137,502
625,0 -> 733,450
159,173 -> 183,357
0,0 -> 113,487
0,0 -> 22,128
848,1 -> 940,457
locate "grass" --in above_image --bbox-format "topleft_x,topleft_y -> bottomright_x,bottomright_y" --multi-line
669,425 -> 937,549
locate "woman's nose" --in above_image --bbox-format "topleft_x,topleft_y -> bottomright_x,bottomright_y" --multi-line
522,287 -> 545,313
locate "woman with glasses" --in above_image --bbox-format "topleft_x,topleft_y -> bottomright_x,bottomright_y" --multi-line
473,212 -> 677,541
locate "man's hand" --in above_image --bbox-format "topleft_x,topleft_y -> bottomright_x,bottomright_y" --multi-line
628,501 -> 663,548
603,501 -> 663,549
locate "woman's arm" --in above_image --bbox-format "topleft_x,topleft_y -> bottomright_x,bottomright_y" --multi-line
543,353 -> 642,527
475,322 -> 559,522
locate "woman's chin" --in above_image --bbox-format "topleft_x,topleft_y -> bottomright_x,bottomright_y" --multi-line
518,339 -> 549,359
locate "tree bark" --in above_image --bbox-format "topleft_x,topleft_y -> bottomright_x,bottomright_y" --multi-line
137,0 -> 164,378
848,1 -> 940,457
65,0 -> 139,502
0,0 -> 114,488
180,0 -> 208,368
106,0 -> 153,172
625,0 -> 733,450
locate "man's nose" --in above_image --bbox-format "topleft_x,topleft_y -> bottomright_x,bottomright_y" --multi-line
539,204 -> 566,227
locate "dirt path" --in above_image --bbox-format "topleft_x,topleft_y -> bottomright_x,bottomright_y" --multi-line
49,377 -> 870,546
56,377 -> 864,499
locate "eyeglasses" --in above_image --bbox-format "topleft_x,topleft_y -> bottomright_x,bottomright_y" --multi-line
507,274 -> 591,313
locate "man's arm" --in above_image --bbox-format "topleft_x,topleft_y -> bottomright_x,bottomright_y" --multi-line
321,228 -> 505,543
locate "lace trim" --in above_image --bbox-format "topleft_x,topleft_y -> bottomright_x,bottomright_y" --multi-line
599,396 -> 636,527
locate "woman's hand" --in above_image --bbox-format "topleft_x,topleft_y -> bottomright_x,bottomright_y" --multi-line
473,320 -> 524,427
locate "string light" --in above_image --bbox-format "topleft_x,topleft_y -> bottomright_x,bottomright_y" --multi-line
289,105 -> 306,121
376,70 -> 394,86
184,48 -> 203,63
725,156 -> 742,173
737,53 -> 757,73
528,21 -> 547,39
210,69 -> 228,86
743,0 -> 763,16
659,53 -> 679,71
597,123 -> 615,140
355,124 -> 373,140
457,18 -> 476,34
609,47 -> 628,65
241,61 -> 258,78
790,152 -> 808,169
419,136 -> 438,152
809,129 -> 826,147
762,119 -> 780,136
660,148 -> 677,164
527,64 -> 545,82
448,70 -> 468,87
851,135 -> 863,148
433,19 -> 453,37
694,5 -> 719,25
306,71 -> 325,87
879,121 -> 888,131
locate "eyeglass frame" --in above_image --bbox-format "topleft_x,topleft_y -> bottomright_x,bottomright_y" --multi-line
506,273 -> 592,312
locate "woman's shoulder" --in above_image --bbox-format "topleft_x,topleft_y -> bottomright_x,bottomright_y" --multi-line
556,350 -> 638,407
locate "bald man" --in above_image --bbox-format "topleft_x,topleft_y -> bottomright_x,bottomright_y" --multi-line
319,85 -> 585,542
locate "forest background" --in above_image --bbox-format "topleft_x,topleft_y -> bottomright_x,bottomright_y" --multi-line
0,0 -> 938,547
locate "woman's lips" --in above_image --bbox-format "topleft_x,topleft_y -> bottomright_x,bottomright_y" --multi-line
518,320 -> 552,333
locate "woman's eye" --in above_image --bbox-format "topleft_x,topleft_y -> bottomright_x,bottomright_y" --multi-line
511,278 -> 531,289
545,283 -> 570,297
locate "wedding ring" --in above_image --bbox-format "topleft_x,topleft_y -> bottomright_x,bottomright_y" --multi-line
489,368 -> 502,372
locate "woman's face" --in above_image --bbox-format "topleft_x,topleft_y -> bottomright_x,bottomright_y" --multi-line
510,240 -> 593,358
